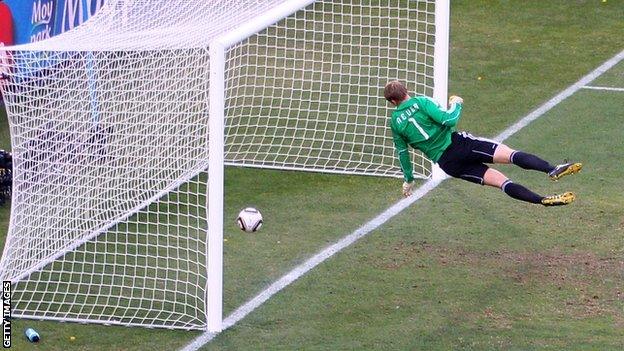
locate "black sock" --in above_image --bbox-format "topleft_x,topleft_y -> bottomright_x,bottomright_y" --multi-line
510,151 -> 554,173
501,180 -> 543,204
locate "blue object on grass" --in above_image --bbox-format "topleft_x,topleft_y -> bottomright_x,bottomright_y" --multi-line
25,328 -> 40,342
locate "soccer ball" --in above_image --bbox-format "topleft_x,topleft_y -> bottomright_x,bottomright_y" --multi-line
236,207 -> 263,232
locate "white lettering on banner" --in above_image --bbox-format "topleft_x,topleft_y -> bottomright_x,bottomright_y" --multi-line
29,0 -> 106,42
61,0 -> 104,32
62,0 -> 83,32
32,0 -> 55,25
30,27 -> 52,42
84,0 -> 105,16
30,0 -> 55,43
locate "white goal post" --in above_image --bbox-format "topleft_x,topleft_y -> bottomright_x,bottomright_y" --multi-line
0,0 -> 449,332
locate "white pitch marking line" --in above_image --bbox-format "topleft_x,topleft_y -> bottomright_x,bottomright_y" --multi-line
182,48 -> 624,351
582,85 -> 624,92
495,49 -> 624,143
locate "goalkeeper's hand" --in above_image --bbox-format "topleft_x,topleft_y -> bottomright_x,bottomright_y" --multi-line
402,181 -> 414,197
449,95 -> 463,105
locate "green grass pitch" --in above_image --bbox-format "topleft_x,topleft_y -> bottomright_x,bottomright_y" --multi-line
1,0 -> 624,350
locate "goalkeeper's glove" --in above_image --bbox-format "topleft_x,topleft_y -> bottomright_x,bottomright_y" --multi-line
402,181 -> 414,197
449,95 -> 463,105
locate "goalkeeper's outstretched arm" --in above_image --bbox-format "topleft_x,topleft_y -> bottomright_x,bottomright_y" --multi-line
417,95 -> 463,127
392,134 -> 415,196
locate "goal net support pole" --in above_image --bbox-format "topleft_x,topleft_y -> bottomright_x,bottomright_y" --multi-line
432,0 -> 450,181
207,42 -> 225,332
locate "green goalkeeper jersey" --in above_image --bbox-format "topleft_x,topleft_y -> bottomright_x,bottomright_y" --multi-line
389,96 -> 463,182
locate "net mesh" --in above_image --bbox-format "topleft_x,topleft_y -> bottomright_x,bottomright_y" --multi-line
224,1 -> 435,175
0,0 -> 438,330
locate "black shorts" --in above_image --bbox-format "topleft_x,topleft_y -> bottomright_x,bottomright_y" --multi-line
437,131 -> 500,185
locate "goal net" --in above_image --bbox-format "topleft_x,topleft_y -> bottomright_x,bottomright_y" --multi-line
0,0 -> 448,331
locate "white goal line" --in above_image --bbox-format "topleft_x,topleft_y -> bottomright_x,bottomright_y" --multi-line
182,48 -> 624,351
582,85 -> 624,92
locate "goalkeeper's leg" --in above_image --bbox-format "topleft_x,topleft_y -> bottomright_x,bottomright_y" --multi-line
492,144 -> 582,180
483,168 -> 574,206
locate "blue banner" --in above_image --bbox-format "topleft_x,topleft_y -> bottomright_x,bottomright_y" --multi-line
3,0 -> 106,45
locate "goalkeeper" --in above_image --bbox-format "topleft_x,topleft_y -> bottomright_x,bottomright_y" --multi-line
384,81 -> 582,206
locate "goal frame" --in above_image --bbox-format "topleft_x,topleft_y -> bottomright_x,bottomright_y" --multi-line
0,0 -> 450,334
206,0 -> 449,332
